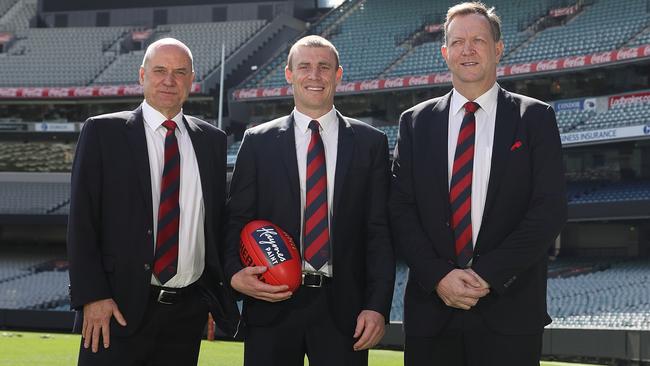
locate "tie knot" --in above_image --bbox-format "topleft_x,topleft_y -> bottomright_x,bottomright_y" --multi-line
162,120 -> 177,131
308,120 -> 321,132
464,102 -> 479,114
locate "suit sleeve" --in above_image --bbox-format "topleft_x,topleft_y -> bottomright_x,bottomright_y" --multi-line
66,118 -> 112,309
223,130 -> 257,283
472,105 -> 567,294
363,133 -> 396,319
389,111 -> 455,293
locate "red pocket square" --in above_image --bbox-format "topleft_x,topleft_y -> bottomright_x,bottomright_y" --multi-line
510,141 -> 523,151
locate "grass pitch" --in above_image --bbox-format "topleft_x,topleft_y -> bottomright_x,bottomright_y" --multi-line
0,331 -> 600,366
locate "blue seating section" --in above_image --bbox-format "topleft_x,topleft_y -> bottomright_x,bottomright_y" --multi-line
568,181 -> 650,204
0,181 -> 70,214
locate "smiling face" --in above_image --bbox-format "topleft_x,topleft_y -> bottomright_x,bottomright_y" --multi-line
139,43 -> 195,119
285,45 -> 342,119
441,12 -> 503,100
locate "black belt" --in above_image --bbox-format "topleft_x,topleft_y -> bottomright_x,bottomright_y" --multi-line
150,282 -> 198,305
301,272 -> 331,288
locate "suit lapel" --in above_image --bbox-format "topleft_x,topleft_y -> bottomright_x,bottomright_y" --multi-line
332,112 -> 353,216
278,115 -> 301,209
124,106 -> 153,213
481,88 -> 519,231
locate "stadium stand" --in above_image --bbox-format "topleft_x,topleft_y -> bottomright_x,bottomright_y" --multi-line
0,26 -> 131,87
0,0 -> 35,31
0,181 -> 70,215
0,244 -> 68,310
568,180 -> 650,204
573,101 -> 650,131
0,142 -> 74,172
555,108 -> 595,133
93,20 -> 267,84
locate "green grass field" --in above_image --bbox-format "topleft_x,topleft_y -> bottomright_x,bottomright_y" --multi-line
0,331 -> 600,366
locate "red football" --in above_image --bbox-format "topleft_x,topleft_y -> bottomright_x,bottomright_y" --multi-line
240,220 -> 301,292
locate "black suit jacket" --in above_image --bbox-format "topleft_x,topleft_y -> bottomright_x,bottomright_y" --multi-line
389,87 -> 567,337
224,112 -> 395,335
67,105 -> 240,337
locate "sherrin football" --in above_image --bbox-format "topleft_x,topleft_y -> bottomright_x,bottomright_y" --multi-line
240,220 -> 301,292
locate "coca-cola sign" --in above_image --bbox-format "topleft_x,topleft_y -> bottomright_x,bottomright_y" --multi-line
0,88 -> 18,97
510,63 -> 532,74
589,52 -> 611,64
48,88 -> 72,98
23,88 -> 45,98
383,77 -> 405,88
616,48 -> 638,60
643,45 -> 650,57
359,80 -> 380,90
237,89 -> 260,99
98,86 -> 119,96
262,88 -> 283,97
433,72 -> 452,84
337,82 -> 357,93
408,75 -> 430,86
535,60 -> 559,72
562,56 -> 586,68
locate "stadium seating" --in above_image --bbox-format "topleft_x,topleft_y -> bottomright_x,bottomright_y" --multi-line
573,101 -> 650,131
568,180 -> 650,204
551,108 -> 595,133
0,245 -> 68,310
0,181 -> 70,214
0,142 -> 74,172
94,20 -> 266,85
504,0 -> 650,64
376,125 -> 398,151
0,0 -> 35,31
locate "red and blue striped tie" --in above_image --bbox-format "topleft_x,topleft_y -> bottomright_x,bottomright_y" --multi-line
154,120 -> 180,284
450,102 -> 479,268
304,120 -> 330,270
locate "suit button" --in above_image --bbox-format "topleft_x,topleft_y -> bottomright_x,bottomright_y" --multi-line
445,221 -> 450,227
144,264 -> 150,271
147,229 -> 153,235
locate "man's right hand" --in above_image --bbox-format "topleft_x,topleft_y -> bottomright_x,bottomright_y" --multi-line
230,266 -> 293,302
435,269 -> 490,310
82,298 -> 127,353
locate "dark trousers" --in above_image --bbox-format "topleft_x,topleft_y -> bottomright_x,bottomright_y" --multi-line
405,309 -> 542,366
243,285 -> 368,366
77,286 -> 208,366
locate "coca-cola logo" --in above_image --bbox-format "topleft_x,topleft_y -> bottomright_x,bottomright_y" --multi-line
510,63 -> 532,74
123,85 -> 143,96
0,88 -> 18,97
360,80 -> 380,90
262,88 -> 282,97
563,56 -> 586,68
383,77 -> 405,88
74,87 -> 95,97
237,89 -> 260,99
433,72 -> 452,83
287,86 -> 293,96
98,86 -> 119,96
48,88 -> 71,98
23,88 -> 45,97
589,52 -> 611,64
535,60 -> 558,71
496,66 -> 506,76
408,75 -> 430,86
616,48 -> 638,60
191,83 -> 201,93
337,82 -> 357,92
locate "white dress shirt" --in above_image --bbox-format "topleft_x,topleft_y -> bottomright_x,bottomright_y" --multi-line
142,100 -> 205,288
293,107 -> 339,276
447,83 -> 499,248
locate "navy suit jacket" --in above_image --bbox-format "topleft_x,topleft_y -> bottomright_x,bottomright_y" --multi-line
224,112 -> 395,335
67,105 -> 240,337
389,87 -> 567,336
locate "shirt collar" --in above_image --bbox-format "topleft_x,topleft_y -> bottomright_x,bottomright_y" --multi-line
142,100 -> 186,135
450,82 -> 500,117
293,107 -> 338,135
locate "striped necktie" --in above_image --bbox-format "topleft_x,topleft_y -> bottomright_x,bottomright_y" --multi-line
450,102 -> 479,268
154,119 -> 180,284
303,120 -> 330,270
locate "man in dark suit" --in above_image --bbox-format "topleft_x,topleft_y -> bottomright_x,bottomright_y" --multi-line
67,38 -> 239,366
390,3 -> 567,366
224,35 -> 395,366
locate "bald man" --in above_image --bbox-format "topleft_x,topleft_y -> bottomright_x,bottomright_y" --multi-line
67,38 -> 240,366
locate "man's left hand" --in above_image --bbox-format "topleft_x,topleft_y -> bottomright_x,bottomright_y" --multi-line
352,310 -> 385,351
465,268 -> 490,289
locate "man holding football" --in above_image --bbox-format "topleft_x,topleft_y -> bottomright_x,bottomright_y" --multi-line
224,35 -> 395,366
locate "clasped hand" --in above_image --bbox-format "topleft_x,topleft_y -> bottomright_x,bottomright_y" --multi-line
435,268 -> 490,310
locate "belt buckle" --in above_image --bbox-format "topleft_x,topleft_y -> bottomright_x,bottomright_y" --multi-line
157,289 -> 177,305
302,272 -> 323,288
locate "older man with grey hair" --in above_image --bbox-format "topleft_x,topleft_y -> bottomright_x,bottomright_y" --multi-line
67,37 -> 240,366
